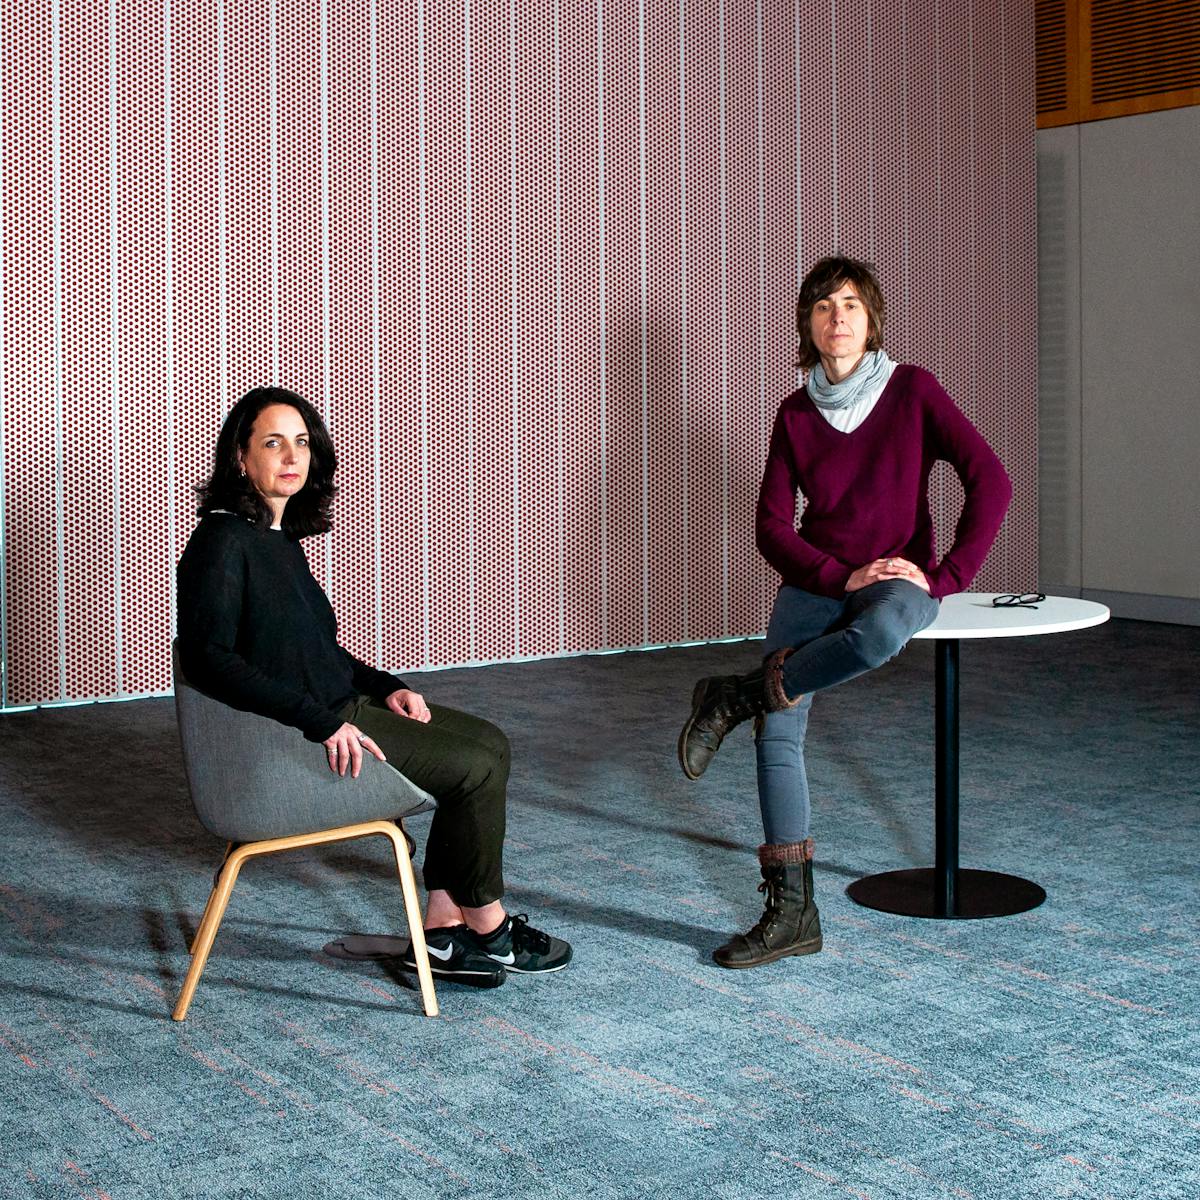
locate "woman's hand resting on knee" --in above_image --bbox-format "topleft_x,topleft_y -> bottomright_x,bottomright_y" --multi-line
322,723 -> 387,778
846,557 -> 930,593
385,688 -> 431,723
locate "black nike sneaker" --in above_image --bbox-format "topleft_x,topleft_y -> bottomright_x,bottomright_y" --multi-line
399,925 -> 507,988
472,914 -> 573,974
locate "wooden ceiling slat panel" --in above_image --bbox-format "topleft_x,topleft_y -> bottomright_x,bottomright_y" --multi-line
1038,0 -> 1200,125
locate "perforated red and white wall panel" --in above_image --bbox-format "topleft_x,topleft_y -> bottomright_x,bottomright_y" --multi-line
1,0 -> 1037,706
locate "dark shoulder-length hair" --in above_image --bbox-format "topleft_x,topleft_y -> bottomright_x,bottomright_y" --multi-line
795,255 -> 886,370
195,386 -> 337,538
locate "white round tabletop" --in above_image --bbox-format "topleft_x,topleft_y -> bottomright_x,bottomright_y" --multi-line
914,593 -> 1111,640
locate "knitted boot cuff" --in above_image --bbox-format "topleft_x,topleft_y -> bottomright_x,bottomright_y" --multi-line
758,838 -> 815,866
763,648 -> 803,712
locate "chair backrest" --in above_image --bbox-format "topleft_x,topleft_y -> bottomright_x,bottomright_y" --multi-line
173,643 -> 435,842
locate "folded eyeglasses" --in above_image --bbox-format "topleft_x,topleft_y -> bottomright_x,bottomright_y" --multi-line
991,592 -> 1046,609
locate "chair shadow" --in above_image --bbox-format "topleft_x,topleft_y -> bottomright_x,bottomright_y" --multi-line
0,980 -> 166,1021
5,931 -> 434,1022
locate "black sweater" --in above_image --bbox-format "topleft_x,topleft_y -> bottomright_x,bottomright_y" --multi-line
176,513 -> 406,741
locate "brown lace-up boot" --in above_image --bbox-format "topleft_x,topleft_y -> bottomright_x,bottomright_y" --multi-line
678,648 -> 800,780
713,839 -> 822,968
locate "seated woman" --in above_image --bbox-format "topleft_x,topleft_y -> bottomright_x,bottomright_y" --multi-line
177,385 -> 571,988
678,255 -> 1011,969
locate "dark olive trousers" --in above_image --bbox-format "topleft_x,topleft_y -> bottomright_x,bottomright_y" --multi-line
340,695 -> 509,908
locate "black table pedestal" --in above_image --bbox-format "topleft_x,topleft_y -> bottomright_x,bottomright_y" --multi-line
846,639 -> 1047,920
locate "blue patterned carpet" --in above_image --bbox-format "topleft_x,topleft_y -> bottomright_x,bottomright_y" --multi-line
1,618 -> 1198,1199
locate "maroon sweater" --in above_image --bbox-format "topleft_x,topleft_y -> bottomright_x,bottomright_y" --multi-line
756,365 -> 1012,600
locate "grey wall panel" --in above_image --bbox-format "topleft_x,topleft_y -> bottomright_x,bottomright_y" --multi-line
1079,106 -> 1200,601
1036,125 -> 1082,593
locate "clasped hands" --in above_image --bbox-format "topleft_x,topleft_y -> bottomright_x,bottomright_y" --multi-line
322,688 -> 431,777
845,557 -> 930,594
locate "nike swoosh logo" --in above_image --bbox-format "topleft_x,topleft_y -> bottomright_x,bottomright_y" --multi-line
488,951 -> 516,965
424,943 -> 455,961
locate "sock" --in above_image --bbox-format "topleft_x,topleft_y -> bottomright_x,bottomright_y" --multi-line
478,915 -> 510,944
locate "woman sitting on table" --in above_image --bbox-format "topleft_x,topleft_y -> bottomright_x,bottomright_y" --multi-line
678,255 -> 1011,969
177,385 -> 571,988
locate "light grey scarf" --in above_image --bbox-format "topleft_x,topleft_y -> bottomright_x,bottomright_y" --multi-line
807,349 -> 895,411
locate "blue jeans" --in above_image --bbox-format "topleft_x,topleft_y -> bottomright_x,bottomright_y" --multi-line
756,580 -> 940,844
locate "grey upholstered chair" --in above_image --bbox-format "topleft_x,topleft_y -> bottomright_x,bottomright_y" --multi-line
172,644 -> 439,1019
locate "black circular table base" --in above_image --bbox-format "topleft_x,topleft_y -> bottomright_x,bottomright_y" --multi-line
846,868 -> 1047,919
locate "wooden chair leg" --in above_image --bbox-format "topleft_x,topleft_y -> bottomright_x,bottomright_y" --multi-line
173,847 -> 247,1021
384,824 -> 439,1018
189,842 -> 235,955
